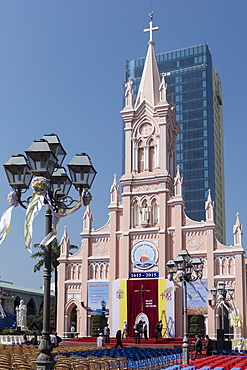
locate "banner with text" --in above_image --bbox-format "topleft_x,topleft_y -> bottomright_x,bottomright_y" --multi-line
87,282 -> 109,316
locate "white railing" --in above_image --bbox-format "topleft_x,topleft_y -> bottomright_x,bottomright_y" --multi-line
0,334 -> 42,345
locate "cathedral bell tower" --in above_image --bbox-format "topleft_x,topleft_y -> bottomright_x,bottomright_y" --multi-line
120,14 -> 179,231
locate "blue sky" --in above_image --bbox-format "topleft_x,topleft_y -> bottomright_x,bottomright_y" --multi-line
0,0 -> 246,289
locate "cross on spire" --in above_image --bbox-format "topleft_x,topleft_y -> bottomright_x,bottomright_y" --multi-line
143,12 -> 159,43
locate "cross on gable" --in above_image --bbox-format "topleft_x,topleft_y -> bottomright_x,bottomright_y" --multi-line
143,12 -> 159,43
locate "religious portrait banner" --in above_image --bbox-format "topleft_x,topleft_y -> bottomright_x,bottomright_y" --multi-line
87,282 -> 109,316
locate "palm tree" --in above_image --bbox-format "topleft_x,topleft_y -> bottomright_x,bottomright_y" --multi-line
31,238 -> 77,329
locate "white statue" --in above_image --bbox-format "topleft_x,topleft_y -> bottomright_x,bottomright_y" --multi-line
16,300 -> 28,330
140,205 -> 150,226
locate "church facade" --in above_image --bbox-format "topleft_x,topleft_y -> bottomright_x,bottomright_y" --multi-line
57,18 -> 247,340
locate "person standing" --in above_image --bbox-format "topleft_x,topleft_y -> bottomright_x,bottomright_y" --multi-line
115,329 -> 123,348
143,321 -> 148,340
134,321 -> 142,344
30,333 -> 38,345
50,332 -> 57,349
55,332 -> 62,347
193,335 -> 203,360
122,320 -> 128,339
70,324 -> 75,338
205,335 -> 212,356
97,333 -> 104,347
104,324 -> 110,343
155,320 -> 163,339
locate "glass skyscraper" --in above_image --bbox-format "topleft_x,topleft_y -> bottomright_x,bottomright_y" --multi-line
126,44 -> 225,243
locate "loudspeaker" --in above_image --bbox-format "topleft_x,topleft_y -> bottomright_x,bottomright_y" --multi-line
224,340 -> 231,350
217,329 -> 224,341
217,340 -> 224,350
211,340 -> 217,349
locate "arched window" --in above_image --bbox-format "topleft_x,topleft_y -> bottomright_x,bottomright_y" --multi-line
89,263 -> 94,279
78,265 -> 82,280
99,264 -> 103,280
27,298 -> 36,316
214,258 -> 220,275
66,264 -> 72,280
133,201 -> 139,227
151,200 -> 158,225
149,139 -> 155,171
138,142 -> 144,173
228,257 -> 235,275
222,258 -> 227,275
95,264 -> 100,280
14,296 -> 20,313
72,265 -> 76,280
105,262 -> 109,279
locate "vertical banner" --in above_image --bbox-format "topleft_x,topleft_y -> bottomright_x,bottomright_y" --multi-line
112,280 -> 127,336
158,279 -> 175,338
187,278 -> 208,315
127,279 -> 158,338
87,282 -> 109,316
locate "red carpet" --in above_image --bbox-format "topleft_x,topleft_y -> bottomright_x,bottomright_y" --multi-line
69,337 -> 196,347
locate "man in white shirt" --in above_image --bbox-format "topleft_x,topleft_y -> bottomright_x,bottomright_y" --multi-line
97,333 -> 104,347
50,333 -> 57,348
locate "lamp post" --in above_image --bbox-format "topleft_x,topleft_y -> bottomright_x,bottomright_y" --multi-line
3,134 -> 96,370
210,281 -> 234,338
166,250 -> 204,365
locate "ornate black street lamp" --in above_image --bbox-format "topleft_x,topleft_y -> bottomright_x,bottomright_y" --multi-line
210,281 -> 234,337
3,133 -> 96,370
166,250 -> 204,365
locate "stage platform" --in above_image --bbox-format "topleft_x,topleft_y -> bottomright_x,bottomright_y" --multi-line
65,336 -> 196,348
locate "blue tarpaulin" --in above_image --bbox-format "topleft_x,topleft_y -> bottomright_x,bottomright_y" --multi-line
0,310 -> 16,330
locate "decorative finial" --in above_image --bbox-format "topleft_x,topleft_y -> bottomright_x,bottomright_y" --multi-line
143,12 -> 159,43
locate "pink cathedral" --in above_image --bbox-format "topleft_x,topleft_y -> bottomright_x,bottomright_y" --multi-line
57,18 -> 246,340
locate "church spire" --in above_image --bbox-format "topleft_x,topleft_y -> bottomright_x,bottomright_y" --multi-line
60,226 -> 71,257
233,212 -> 243,246
83,205 -> 93,231
135,13 -> 161,108
159,73 -> 168,103
174,166 -> 183,197
109,173 -> 120,207
205,189 -> 214,221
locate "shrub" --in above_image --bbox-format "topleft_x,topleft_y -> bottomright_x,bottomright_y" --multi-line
189,315 -> 204,338
91,315 -> 107,337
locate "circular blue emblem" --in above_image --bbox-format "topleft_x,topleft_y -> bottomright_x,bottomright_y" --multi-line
131,242 -> 158,270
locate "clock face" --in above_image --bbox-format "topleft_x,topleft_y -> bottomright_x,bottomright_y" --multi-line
139,123 -> 153,137
131,241 -> 158,270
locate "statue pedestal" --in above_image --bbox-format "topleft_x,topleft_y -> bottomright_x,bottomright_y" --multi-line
16,326 -> 21,335
36,360 -> 55,370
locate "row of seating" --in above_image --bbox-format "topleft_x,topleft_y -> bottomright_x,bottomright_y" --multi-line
211,350 -> 247,356
0,343 -> 40,369
167,360 -> 247,370
55,346 -> 183,369
190,355 -> 247,370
